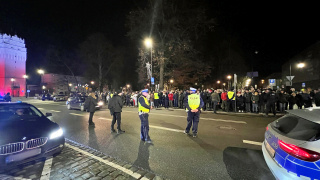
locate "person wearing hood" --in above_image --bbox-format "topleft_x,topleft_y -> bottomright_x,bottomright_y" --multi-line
184,87 -> 204,138
84,92 -> 98,126
108,91 -> 125,134
138,89 -> 152,143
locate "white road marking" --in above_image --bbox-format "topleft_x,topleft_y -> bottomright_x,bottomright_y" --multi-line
69,113 -> 85,116
38,108 -> 44,110
51,110 -> 61,112
98,117 -> 184,133
124,111 -> 247,124
243,140 -> 262,146
66,144 -> 141,179
40,156 -> 53,180
149,125 -> 184,133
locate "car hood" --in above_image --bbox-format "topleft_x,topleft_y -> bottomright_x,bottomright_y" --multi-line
0,117 -> 59,145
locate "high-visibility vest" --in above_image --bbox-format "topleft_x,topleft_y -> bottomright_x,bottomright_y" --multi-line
188,94 -> 200,110
138,96 -> 150,113
110,94 -> 113,98
227,91 -> 235,100
154,93 -> 159,100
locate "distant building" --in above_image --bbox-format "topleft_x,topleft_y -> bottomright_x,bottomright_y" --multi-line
282,41 -> 320,90
0,34 -> 27,97
42,73 -> 87,95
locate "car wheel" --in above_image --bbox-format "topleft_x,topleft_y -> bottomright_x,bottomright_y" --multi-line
81,106 -> 85,111
67,104 -> 71,110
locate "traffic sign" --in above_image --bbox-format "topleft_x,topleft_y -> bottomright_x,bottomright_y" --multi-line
269,79 -> 276,86
27,90 -> 30,93
286,76 -> 294,81
302,83 -> 305,88
151,77 -> 154,85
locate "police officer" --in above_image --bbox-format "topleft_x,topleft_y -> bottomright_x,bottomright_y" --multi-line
227,89 -> 235,112
265,89 -> 278,117
184,87 -> 204,138
154,91 -> 159,108
138,89 -> 152,143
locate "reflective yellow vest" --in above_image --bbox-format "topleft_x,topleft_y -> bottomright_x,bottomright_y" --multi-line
138,96 -> 150,113
154,93 -> 159,100
110,94 -> 113,98
227,91 -> 235,100
188,94 -> 200,110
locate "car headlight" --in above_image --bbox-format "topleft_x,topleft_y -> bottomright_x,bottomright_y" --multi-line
98,101 -> 104,106
49,128 -> 63,139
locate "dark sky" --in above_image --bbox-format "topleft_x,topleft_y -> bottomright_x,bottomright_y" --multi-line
1,0 -> 319,82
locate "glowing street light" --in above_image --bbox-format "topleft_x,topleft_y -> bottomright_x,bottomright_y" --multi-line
69,83 -> 72,87
227,75 -> 232,80
37,69 -> 44,75
297,63 -> 305,68
170,79 -> 174,84
11,78 -> 15,82
42,85 -> 46,89
144,38 -> 153,48
91,81 -> 95,85
23,75 -> 28,79
261,79 -> 265,84
127,84 -> 130,88
217,80 -> 221,84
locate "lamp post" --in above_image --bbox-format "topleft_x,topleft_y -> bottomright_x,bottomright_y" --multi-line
23,75 -> 28,97
288,62 -> 305,86
227,75 -> 232,89
170,79 -> 174,90
217,80 -> 221,89
144,38 -> 153,90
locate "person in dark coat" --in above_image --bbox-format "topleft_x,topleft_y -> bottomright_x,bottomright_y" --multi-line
85,92 -> 98,126
296,91 -> 303,109
288,92 -> 297,110
4,93 -> 11,102
200,90 -> 207,111
163,91 -> 169,109
236,93 -> 245,112
301,90 -> 312,108
278,90 -> 288,112
179,91 -> 184,109
243,90 -> 252,112
315,88 -> 320,107
108,92 -> 125,134
126,93 -> 131,107
265,89 -> 278,117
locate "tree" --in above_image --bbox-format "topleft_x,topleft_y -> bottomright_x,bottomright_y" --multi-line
79,33 -> 122,92
126,0 -> 214,90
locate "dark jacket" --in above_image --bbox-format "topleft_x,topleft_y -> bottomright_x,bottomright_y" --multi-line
266,92 -> 278,104
236,95 -> 245,106
288,95 -> 297,104
243,92 -> 252,103
278,93 -> 288,103
251,95 -> 259,104
211,92 -> 220,102
109,94 -> 123,113
201,92 -> 207,103
85,96 -> 98,112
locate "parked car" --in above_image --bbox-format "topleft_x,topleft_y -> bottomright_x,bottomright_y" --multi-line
53,95 -> 66,102
263,107 -> 320,179
66,96 -> 103,111
0,102 -> 65,169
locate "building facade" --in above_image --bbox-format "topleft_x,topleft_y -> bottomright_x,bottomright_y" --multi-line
42,73 -> 87,95
0,34 -> 27,97
282,41 -> 320,90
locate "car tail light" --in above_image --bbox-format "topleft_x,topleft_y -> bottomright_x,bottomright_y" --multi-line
278,140 -> 320,162
266,126 -> 269,131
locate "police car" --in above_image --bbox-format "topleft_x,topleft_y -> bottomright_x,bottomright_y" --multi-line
262,107 -> 320,179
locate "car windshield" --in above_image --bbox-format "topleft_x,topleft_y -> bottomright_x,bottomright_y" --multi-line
0,104 -> 44,121
271,114 -> 320,141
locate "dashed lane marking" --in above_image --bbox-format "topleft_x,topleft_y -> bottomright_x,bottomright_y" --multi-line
98,117 -> 185,133
69,113 -> 85,116
50,110 -> 61,112
40,156 -> 53,180
243,140 -> 263,146
66,144 -> 141,179
123,111 -> 247,124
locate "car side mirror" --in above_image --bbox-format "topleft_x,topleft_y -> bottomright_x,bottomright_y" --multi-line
46,113 -> 52,117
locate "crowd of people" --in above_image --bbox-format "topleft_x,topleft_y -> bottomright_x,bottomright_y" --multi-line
100,86 -> 320,117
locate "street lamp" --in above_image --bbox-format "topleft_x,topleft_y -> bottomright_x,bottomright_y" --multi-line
37,69 -> 45,85
144,38 -> 153,90
91,81 -> 95,85
23,75 -> 28,97
227,75 -> 232,89
69,83 -> 72,87
297,63 -> 305,68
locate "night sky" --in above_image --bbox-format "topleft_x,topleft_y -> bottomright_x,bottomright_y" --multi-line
1,0 -> 319,84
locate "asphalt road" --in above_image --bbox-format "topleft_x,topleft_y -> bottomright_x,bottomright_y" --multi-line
20,98 -> 277,180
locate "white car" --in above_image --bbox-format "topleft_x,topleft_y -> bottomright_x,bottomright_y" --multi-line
262,107 -> 320,180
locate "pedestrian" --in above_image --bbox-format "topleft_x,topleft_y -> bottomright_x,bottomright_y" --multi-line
221,90 -> 228,111
108,92 -> 125,134
154,91 -> 159,108
173,91 -> 179,108
265,89 -> 278,117
126,92 -> 131,107
278,89 -> 288,112
138,89 -> 152,143
251,91 -> 259,113
168,91 -> 173,107
236,92 -> 245,112
315,88 -> 320,107
201,90 -> 207,111
259,90 -> 266,114
288,92 -> 297,110
227,89 -> 235,112
211,90 -> 220,114
150,91 -> 154,108
164,91 -> 169,109
4,92 -> 11,102
84,92 -> 98,126
179,91 -> 184,109
243,89 -> 252,113
184,87 -> 204,138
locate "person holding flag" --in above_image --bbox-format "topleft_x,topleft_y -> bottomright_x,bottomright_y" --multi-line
184,87 -> 204,138
138,89 -> 152,143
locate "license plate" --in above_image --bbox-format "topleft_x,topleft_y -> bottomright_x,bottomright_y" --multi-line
6,148 -> 41,163
265,140 -> 275,158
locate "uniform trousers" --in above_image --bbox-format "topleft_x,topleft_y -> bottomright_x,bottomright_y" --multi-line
186,111 -> 200,134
